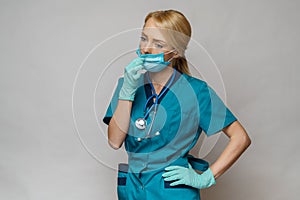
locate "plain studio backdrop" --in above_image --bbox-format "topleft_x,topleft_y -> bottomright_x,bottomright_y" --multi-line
0,0 -> 299,199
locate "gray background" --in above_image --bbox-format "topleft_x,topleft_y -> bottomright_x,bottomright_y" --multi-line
0,0 -> 299,199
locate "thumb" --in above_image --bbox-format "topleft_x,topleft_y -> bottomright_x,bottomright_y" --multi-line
135,64 -> 144,71
132,69 -> 143,80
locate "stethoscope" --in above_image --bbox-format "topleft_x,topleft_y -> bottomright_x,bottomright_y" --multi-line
135,69 -> 176,142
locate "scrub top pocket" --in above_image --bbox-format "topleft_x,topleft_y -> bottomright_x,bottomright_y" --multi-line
162,179 -> 200,200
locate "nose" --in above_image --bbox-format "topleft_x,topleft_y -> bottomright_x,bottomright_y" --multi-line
143,48 -> 152,54
141,42 -> 153,54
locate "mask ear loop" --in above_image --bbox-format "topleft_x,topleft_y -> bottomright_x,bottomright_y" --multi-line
164,49 -> 177,63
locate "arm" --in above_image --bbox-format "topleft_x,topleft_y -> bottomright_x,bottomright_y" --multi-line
108,100 -> 132,149
107,57 -> 144,149
210,120 -> 251,179
162,84 -> 251,188
162,120 -> 251,189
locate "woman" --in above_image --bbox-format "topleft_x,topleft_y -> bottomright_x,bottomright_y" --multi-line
103,9 -> 251,200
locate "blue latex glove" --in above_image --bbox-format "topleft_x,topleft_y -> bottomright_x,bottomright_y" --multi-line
162,164 -> 216,189
119,57 -> 144,101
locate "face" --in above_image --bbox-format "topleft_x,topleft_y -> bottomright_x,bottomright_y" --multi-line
139,18 -> 177,62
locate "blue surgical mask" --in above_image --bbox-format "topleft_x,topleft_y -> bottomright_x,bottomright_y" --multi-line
136,48 -> 173,72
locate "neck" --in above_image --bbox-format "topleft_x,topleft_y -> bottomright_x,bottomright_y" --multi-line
149,67 -> 174,87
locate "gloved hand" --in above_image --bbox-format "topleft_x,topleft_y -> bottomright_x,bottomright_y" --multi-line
162,164 -> 216,189
119,57 -> 145,101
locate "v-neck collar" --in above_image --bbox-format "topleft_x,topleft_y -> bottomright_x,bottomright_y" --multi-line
143,69 -> 182,110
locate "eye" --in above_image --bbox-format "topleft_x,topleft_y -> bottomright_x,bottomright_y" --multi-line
140,36 -> 147,42
154,43 -> 164,49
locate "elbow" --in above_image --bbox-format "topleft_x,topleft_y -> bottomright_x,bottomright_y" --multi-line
108,140 -> 122,150
246,135 -> 251,146
108,138 -> 123,150
231,130 -> 251,151
107,123 -> 124,150
241,132 -> 251,150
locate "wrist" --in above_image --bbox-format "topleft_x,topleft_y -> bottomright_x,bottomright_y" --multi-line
201,168 -> 216,188
119,86 -> 135,101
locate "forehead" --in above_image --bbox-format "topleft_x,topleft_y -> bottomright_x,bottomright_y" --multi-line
142,18 -> 167,42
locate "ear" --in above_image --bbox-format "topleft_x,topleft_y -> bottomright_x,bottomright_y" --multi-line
173,50 -> 180,58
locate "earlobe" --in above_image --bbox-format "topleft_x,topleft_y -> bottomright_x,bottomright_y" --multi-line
173,51 -> 180,58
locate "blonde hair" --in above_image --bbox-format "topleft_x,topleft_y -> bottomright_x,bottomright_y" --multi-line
144,10 -> 192,75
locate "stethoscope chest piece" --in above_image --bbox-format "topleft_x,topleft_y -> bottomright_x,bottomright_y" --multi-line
135,118 -> 147,130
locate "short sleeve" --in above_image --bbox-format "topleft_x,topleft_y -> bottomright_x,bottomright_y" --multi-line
102,77 -> 124,125
198,82 -> 237,136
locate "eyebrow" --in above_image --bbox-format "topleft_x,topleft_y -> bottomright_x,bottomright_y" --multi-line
141,32 -> 167,45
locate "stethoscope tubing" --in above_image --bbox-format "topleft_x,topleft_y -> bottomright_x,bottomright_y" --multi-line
135,69 -> 177,141
143,69 -> 176,120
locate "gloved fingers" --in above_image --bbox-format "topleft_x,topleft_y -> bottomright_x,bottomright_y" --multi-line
131,65 -> 144,75
126,66 -> 144,78
126,58 -> 144,71
134,57 -> 145,65
164,165 -> 184,171
132,64 -> 144,72
162,170 -> 181,178
125,65 -> 138,73
131,73 -> 142,82
131,68 -> 145,82
170,179 -> 185,187
163,173 -> 183,182
131,57 -> 144,65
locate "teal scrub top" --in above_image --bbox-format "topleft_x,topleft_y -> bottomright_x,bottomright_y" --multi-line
103,70 -> 237,200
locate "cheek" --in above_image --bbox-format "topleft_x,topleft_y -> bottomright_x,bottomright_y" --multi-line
163,55 -> 168,61
139,42 -> 146,50
164,54 -> 173,62
140,47 -> 164,55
